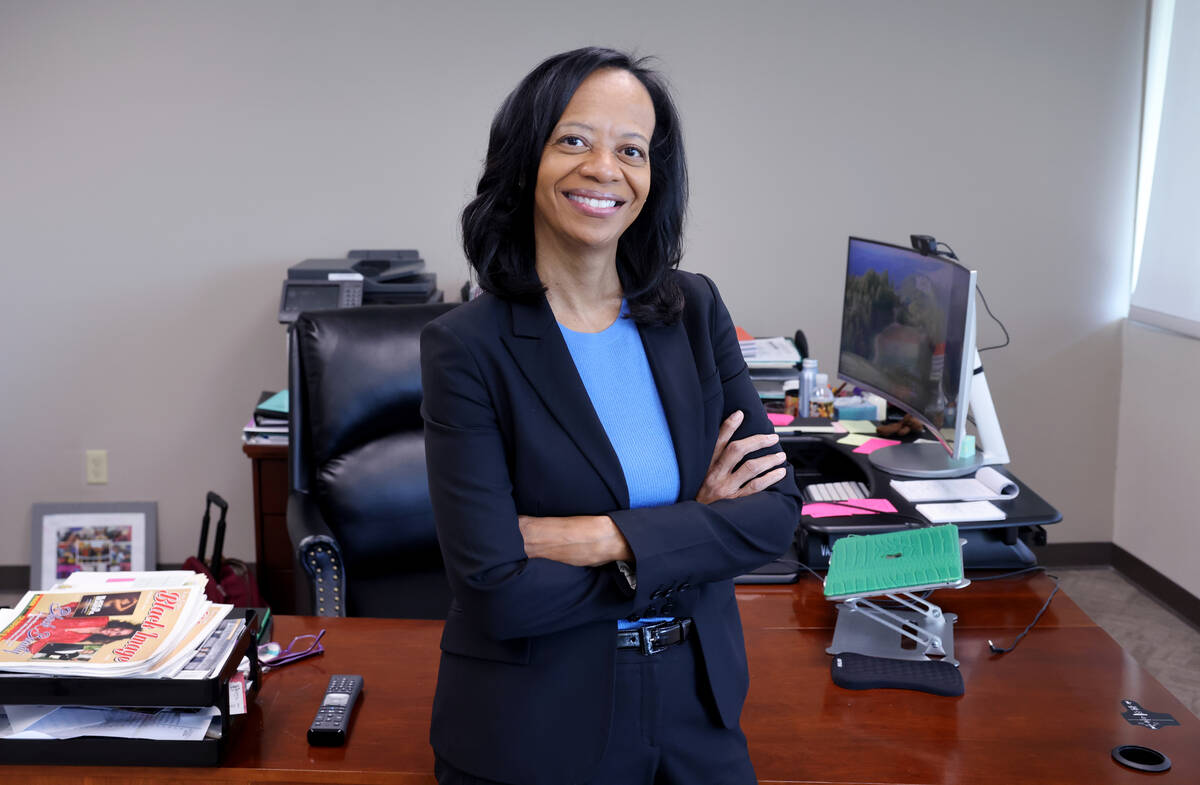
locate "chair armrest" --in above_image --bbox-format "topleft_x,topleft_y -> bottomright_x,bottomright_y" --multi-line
286,491 -> 348,617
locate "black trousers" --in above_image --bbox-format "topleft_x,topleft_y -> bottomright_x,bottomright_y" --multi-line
434,635 -> 757,785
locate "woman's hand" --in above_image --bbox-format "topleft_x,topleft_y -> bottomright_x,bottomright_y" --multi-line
519,514 -> 632,567
696,410 -> 788,505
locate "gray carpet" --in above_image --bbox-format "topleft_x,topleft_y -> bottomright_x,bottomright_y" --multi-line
2,568 -> 1198,717
1054,566 -> 1200,718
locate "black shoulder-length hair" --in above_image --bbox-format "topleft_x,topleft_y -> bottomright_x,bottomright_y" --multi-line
462,47 -> 688,325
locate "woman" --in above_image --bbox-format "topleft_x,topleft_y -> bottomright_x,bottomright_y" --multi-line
421,47 -> 803,785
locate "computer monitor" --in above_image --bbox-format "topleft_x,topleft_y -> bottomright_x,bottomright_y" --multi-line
838,236 -> 1006,477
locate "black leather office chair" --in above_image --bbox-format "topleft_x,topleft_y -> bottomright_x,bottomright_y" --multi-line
287,303 -> 456,618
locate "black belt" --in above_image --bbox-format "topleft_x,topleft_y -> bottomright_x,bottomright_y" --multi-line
616,618 -> 692,655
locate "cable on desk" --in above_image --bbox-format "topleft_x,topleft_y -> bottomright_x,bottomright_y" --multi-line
776,558 -> 826,584
970,565 -> 1047,582
980,566 -> 1061,655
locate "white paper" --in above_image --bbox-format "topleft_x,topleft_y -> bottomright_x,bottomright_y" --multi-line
891,467 -> 1019,503
26,707 -> 112,736
739,337 -> 800,365
55,570 -> 200,590
228,673 -> 247,715
131,708 -> 217,741
975,467 -> 1019,496
4,704 -> 59,733
3,706 -> 217,741
914,500 -> 1007,523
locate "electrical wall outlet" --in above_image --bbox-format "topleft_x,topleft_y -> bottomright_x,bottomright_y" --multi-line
86,449 -> 108,484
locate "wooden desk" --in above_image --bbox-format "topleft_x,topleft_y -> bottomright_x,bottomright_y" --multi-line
9,576 -> 1194,783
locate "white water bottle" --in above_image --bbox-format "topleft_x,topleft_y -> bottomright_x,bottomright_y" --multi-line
799,358 -> 818,418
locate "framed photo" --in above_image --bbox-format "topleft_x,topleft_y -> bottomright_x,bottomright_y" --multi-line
30,502 -> 157,590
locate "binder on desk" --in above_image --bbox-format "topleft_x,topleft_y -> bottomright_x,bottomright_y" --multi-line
254,390 -> 289,425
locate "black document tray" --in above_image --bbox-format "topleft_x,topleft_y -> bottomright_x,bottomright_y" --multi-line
0,609 -> 261,766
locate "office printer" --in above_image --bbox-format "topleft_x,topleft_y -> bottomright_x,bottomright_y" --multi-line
279,250 -> 443,323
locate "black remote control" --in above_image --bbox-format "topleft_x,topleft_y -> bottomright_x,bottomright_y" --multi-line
307,674 -> 363,746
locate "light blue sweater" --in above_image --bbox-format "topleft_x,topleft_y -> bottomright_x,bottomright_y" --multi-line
557,305 -> 680,510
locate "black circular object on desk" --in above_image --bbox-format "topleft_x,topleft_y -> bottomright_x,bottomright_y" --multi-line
1111,745 -> 1172,772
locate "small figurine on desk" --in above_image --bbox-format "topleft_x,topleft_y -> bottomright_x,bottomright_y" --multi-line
876,413 -> 926,438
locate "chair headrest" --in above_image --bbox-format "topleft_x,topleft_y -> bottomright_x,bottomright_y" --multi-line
293,304 -> 455,464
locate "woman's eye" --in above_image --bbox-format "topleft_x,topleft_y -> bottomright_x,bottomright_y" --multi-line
560,135 -> 586,148
620,146 -> 646,160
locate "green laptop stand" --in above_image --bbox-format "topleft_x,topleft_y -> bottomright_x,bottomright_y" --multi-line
823,524 -> 970,666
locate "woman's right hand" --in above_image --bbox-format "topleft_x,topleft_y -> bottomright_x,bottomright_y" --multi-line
696,410 -> 788,504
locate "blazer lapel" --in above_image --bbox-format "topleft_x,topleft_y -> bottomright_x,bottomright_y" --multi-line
501,296 -> 630,509
638,319 -> 706,502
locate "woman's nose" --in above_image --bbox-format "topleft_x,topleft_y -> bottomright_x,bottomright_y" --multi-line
578,148 -> 620,182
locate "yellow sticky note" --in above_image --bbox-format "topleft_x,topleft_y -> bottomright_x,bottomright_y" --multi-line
838,420 -> 877,435
836,433 -> 874,446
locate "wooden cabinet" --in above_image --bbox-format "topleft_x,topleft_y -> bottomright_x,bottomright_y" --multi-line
242,443 -> 294,613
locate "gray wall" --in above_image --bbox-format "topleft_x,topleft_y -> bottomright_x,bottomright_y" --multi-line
0,1 -> 1144,572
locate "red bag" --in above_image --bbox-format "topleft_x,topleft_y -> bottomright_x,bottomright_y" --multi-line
184,492 -> 265,608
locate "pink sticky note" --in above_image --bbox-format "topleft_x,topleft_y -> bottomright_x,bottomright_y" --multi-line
802,498 -> 898,519
767,412 -> 794,427
852,437 -> 901,455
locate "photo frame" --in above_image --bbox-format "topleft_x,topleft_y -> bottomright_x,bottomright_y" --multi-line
30,502 -> 158,590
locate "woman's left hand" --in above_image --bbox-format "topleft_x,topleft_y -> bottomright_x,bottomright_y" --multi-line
518,514 -> 632,567
696,410 -> 788,505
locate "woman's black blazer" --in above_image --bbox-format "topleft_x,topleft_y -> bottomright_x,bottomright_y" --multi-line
420,270 -> 802,784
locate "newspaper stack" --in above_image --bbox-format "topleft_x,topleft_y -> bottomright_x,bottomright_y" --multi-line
0,571 -> 239,679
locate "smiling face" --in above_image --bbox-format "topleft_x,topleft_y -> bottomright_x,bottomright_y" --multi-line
532,68 -> 656,260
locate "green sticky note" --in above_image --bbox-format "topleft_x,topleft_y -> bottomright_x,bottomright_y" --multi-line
837,433 -> 874,446
838,420 -> 876,434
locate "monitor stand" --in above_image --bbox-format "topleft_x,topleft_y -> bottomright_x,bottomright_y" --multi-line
869,347 -> 1009,479
868,441 -> 984,478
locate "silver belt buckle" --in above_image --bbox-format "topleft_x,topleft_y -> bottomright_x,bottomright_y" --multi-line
640,621 -> 673,656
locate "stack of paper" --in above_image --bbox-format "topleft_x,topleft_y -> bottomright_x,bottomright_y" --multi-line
0,571 -> 248,745
741,337 -> 801,400
890,467 -> 1019,503
243,390 -> 289,445
1,705 -> 221,742
0,571 -> 236,679
738,336 -> 801,368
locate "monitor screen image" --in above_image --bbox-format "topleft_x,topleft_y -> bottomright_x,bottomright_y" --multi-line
838,237 -> 974,446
